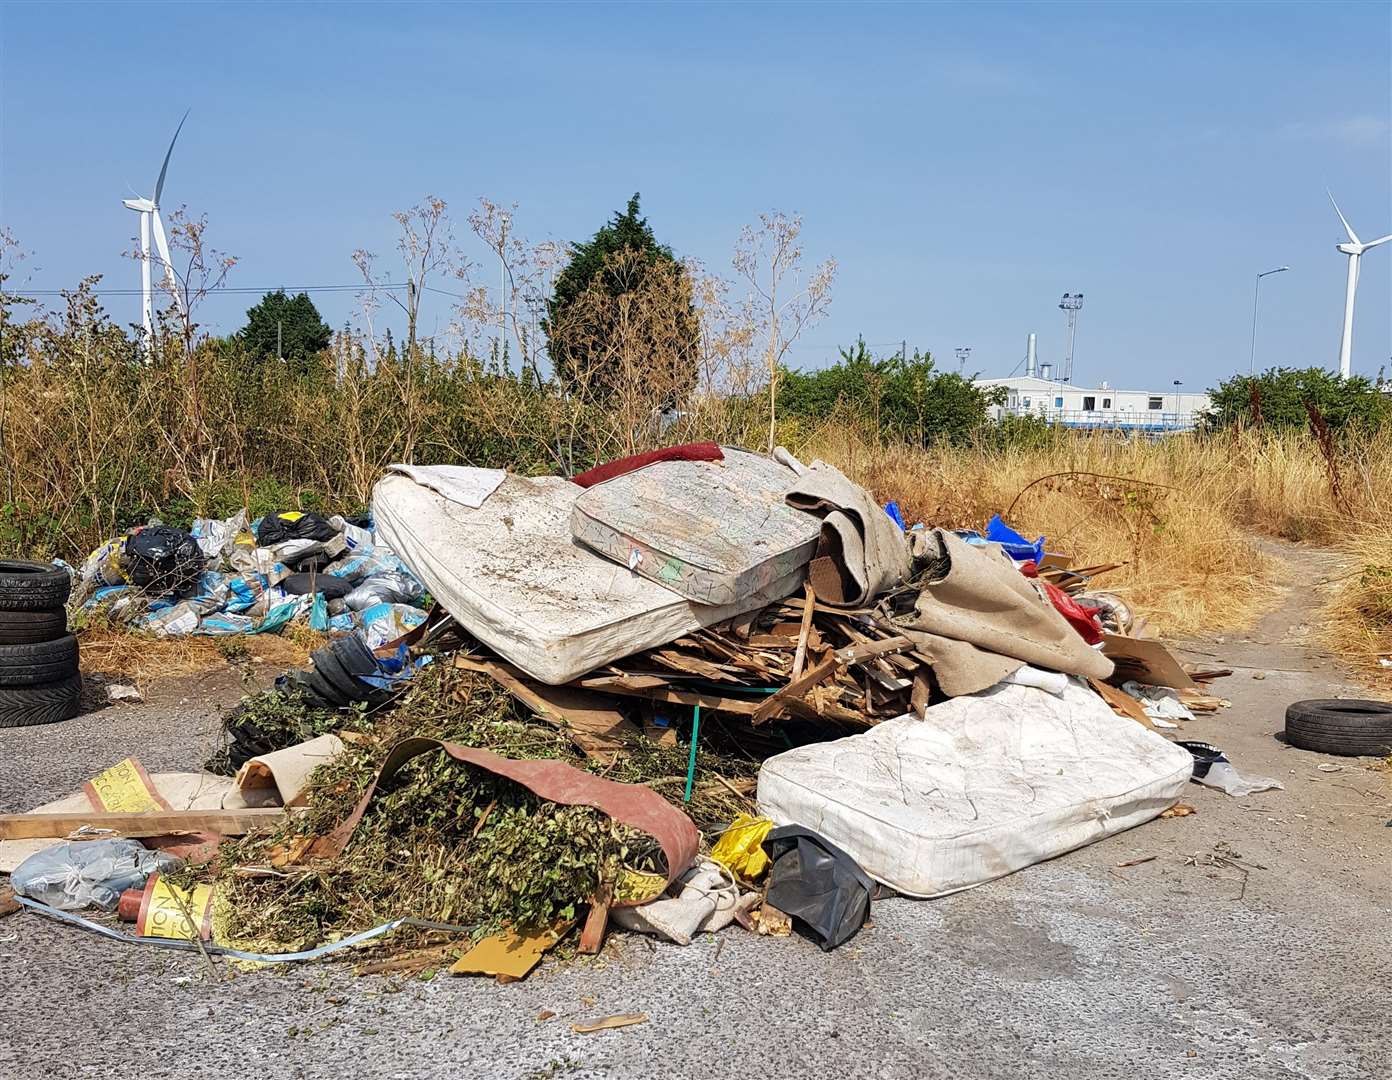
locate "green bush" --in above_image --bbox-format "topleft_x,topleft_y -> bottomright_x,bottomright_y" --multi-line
1205,367 -> 1391,432
778,338 -> 1004,446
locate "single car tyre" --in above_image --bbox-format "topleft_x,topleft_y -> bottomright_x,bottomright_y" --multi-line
0,608 -> 67,646
0,634 -> 79,687
1284,698 -> 1392,758
0,672 -> 83,728
0,560 -> 71,612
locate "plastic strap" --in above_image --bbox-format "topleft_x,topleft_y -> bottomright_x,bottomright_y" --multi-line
13,895 -> 471,964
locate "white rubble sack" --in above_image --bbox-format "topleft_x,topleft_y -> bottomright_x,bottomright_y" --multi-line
611,859 -> 757,945
756,678 -> 1193,898
372,468 -> 802,685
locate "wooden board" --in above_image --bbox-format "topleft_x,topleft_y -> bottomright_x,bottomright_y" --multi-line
454,656 -> 642,763
753,655 -> 839,725
0,807 -> 286,840
1089,678 -> 1155,730
571,679 -> 764,717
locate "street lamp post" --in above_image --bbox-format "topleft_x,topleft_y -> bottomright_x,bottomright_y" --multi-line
1172,379 -> 1182,430
1248,266 -> 1290,376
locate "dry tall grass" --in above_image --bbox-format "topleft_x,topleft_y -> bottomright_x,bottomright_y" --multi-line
797,424 -> 1281,638
791,421 -> 1392,659
4,293 -> 1391,674
1318,515 -> 1392,690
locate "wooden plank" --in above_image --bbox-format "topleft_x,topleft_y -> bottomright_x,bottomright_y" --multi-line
791,585 -> 816,682
576,673 -> 671,692
834,636 -> 913,664
0,808 -> 286,840
910,672 -> 931,718
1089,678 -> 1155,730
454,656 -> 642,763
752,655 -> 839,726
578,882 -> 612,955
583,682 -> 764,717
650,650 -> 743,684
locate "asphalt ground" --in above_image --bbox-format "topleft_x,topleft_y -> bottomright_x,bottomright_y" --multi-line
1,544 -> 1387,1080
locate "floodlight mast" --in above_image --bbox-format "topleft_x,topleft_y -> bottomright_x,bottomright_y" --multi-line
1058,293 -> 1083,383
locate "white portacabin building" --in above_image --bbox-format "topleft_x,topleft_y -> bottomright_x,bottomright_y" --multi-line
975,373 -> 1211,433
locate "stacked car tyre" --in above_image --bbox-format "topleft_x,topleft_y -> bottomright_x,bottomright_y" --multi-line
0,560 -> 82,728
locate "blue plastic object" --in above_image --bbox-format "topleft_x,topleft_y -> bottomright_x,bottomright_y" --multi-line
984,514 -> 1045,564
883,501 -> 907,530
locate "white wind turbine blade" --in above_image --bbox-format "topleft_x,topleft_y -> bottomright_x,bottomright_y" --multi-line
150,208 -> 185,316
1328,190 -> 1361,246
1363,232 -> 1392,250
153,109 -> 189,206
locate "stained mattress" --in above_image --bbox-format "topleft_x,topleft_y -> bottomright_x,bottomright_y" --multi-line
757,678 -> 1192,897
569,448 -> 820,606
372,468 -> 802,685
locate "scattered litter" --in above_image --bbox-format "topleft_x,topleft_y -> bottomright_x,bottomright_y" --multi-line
570,1013 -> 648,1034
1118,681 -> 1196,728
761,825 -> 874,951
449,922 -> 571,982
709,814 -> 774,882
118,872 -> 216,941
1183,841 -> 1267,900
1160,804 -> 1197,818
1177,741 -> 1284,797
105,684 -> 143,704
611,860 -> 755,945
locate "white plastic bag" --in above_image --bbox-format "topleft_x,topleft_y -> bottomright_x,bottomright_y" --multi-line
11,839 -> 181,911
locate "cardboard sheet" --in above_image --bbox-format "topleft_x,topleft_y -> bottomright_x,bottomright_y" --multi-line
1103,633 -> 1199,690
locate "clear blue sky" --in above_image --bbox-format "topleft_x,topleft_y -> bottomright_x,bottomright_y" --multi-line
2,1 -> 1389,390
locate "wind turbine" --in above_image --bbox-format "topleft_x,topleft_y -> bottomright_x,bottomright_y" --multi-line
1329,190 -> 1391,378
123,111 -> 189,343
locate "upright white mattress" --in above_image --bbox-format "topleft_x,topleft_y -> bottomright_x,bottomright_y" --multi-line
757,679 -> 1192,897
570,449 -> 820,607
373,469 -> 801,685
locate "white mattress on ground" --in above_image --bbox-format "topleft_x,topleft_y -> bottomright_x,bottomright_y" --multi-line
372,468 -> 802,685
757,678 -> 1192,898
570,448 -> 820,607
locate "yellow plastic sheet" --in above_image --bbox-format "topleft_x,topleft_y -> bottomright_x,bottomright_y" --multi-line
709,814 -> 773,881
